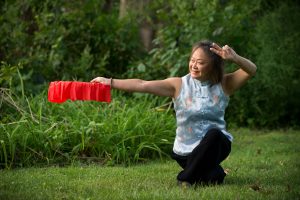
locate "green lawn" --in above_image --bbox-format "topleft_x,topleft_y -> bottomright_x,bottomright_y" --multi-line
1,129 -> 300,200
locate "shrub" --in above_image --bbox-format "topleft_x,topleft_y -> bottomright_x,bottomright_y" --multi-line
0,89 -> 175,168
0,0 -> 142,94
226,2 -> 300,128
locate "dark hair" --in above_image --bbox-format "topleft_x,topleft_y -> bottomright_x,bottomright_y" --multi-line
190,40 -> 224,85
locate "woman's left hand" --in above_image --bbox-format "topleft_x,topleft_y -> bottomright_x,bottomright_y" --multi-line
210,43 -> 238,62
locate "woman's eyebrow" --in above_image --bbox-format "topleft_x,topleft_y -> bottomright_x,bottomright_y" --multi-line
191,57 -> 206,61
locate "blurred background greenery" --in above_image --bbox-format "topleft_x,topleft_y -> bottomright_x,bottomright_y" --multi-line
0,0 -> 300,168
1,0 -> 299,128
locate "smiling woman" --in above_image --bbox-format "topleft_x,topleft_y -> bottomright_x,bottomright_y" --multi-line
91,40 -> 257,187
189,41 -> 224,85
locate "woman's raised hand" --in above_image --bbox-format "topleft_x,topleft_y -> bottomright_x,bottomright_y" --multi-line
209,43 -> 238,62
90,77 -> 111,85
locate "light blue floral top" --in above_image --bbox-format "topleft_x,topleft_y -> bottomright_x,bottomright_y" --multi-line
173,74 -> 233,156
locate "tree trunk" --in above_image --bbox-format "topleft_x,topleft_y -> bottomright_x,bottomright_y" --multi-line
119,0 -> 154,51
119,0 -> 127,19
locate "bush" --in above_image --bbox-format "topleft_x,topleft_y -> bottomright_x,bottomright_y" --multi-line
226,2 -> 300,128
0,90 -> 175,168
0,0 -> 142,94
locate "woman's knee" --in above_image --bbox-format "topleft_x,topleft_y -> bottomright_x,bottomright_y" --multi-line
203,128 -> 223,142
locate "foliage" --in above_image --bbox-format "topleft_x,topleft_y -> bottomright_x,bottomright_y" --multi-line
1,0 -> 299,130
0,62 -> 19,87
0,89 -> 175,168
226,2 -> 300,127
0,0 -> 142,94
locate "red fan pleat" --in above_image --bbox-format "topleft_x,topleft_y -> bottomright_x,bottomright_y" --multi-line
48,81 -> 111,103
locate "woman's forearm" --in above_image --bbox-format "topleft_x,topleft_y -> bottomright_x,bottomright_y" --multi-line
111,79 -> 145,92
232,55 -> 257,76
91,77 -> 145,92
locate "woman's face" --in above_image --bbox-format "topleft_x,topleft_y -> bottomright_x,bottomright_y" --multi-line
189,48 -> 212,81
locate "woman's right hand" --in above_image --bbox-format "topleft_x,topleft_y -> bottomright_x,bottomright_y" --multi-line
90,77 -> 111,85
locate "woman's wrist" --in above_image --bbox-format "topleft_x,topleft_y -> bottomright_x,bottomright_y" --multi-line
230,54 -> 242,64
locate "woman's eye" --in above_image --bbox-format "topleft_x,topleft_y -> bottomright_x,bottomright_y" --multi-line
190,60 -> 204,65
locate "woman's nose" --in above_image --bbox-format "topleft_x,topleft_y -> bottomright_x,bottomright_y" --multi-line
192,62 -> 197,68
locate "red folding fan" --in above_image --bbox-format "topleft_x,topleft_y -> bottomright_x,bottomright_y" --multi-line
48,81 -> 111,103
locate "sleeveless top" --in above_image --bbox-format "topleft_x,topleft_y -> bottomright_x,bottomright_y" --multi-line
172,74 -> 233,156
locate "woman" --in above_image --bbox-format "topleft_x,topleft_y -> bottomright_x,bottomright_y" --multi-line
91,40 -> 257,187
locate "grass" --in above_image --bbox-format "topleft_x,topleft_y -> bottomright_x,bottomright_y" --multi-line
0,89 -> 175,167
1,129 -> 300,200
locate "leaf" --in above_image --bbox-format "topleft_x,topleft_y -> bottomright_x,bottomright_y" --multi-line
137,63 -> 146,72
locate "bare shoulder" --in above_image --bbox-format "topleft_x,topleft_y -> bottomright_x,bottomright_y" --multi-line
166,77 -> 182,84
165,77 -> 182,88
165,77 -> 182,98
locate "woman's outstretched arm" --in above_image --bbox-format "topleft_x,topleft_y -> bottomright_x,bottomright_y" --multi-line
91,77 -> 181,98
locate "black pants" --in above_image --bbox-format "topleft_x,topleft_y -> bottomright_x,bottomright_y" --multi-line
171,128 -> 231,185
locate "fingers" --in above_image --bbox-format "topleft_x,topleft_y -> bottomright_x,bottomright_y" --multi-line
211,43 -> 231,51
222,45 -> 230,50
210,43 -> 228,56
209,47 -> 221,55
91,77 -> 111,85
91,77 -> 103,83
210,44 -> 231,52
90,78 -> 98,82
211,42 -> 222,51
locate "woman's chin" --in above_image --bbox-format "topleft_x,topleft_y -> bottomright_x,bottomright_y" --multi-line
190,72 -> 208,81
190,72 -> 201,79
